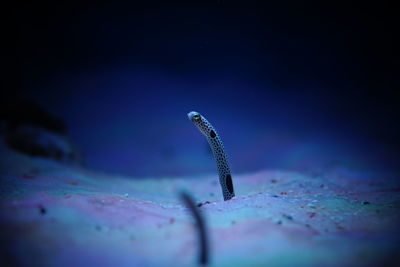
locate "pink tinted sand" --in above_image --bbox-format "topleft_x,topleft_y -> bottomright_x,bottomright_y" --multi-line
1,143 -> 399,266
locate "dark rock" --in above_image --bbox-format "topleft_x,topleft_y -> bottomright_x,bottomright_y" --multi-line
6,124 -> 82,165
1,98 -> 82,165
0,98 -> 66,134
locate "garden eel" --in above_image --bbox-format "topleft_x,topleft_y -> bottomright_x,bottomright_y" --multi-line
187,111 -> 235,201
180,192 -> 209,265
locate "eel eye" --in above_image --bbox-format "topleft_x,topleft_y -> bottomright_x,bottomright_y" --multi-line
193,114 -> 201,120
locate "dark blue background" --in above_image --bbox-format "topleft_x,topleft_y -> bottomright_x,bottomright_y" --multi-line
8,1 -> 399,177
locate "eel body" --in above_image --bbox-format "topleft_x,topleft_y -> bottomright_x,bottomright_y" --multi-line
187,111 -> 235,201
180,192 -> 209,265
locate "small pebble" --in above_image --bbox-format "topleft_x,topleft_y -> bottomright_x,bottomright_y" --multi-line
197,201 -> 211,207
308,212 -> 317,218
307,203 -> 317,209
38,205 -> 46,215
283,214 -> 293,220
336,224 -> 345,230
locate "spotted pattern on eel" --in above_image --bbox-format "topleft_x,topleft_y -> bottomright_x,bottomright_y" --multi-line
187,111 -> 235,201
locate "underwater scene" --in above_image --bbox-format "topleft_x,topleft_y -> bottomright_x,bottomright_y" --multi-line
2,2 -> 399,266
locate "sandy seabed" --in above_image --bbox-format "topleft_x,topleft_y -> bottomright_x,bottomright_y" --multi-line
1,141 -> 399,267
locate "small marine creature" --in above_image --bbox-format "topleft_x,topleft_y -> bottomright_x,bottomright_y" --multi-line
180,192 -> 209,265
187,111 -> 235,201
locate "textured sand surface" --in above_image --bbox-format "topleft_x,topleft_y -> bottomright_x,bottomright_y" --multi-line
1,141 -> 399,266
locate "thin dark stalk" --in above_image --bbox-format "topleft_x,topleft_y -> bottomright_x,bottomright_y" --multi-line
180,192 -> 209,265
